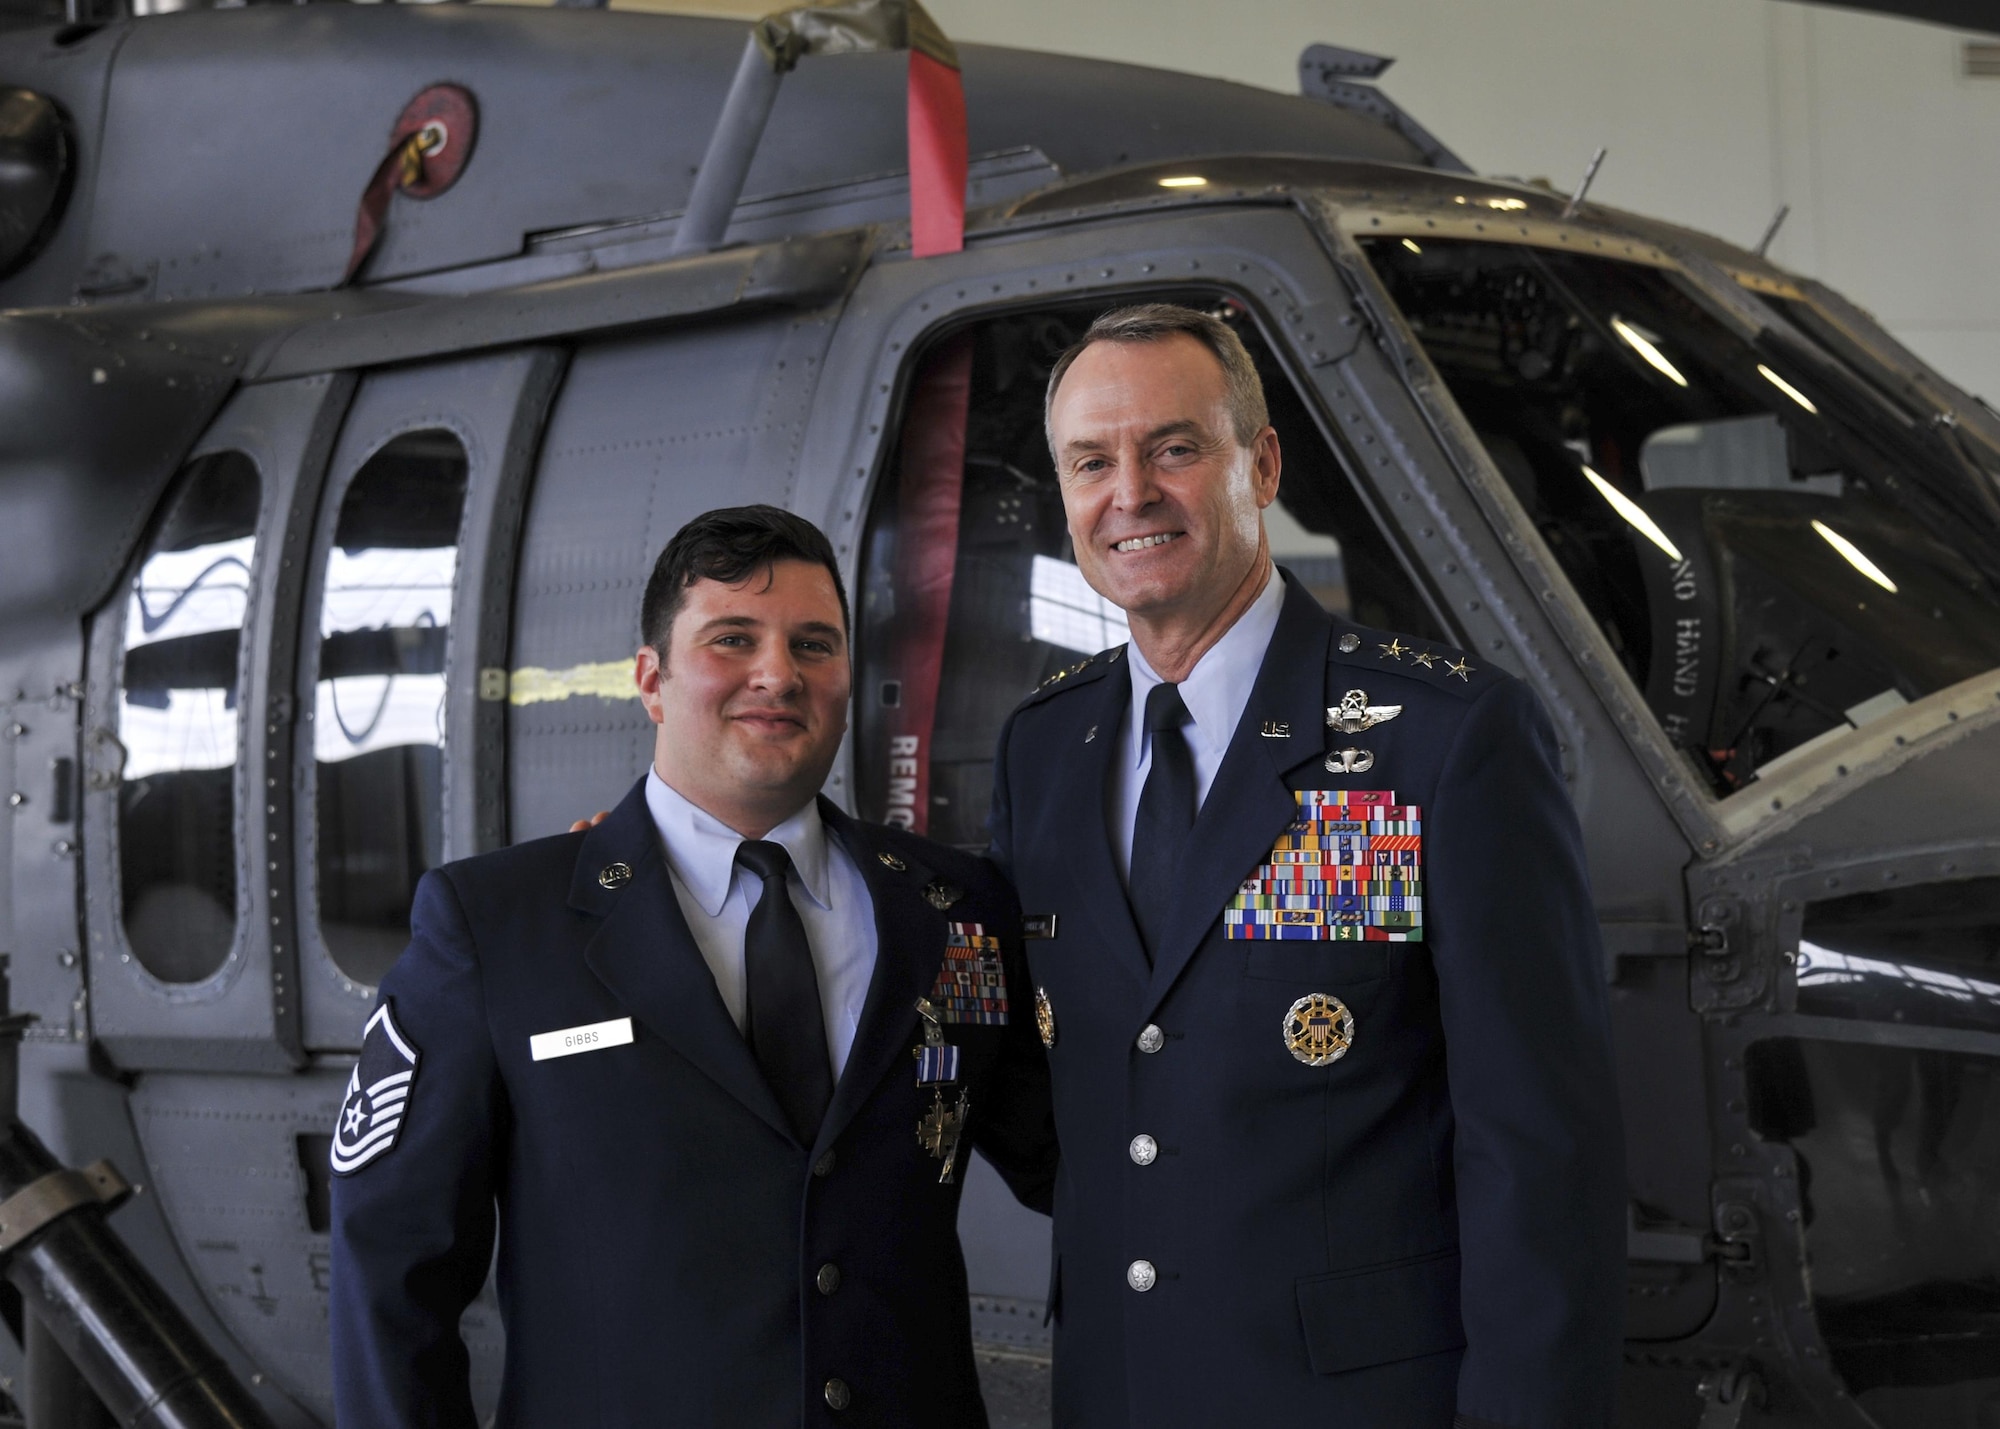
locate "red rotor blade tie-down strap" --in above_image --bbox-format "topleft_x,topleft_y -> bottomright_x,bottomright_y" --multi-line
342,83 -> 479,286
904,5 -> 966,259
882,332 -> 974,833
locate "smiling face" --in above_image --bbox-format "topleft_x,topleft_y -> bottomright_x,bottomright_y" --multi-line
636,558 -> 851,838
1048,332 -> 1281,631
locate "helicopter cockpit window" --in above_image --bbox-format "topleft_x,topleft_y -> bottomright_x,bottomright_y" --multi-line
117,451 -> 261,984
1362,238 -> 2000,797
856,299 -> 1440,849
311,430 -> 468,987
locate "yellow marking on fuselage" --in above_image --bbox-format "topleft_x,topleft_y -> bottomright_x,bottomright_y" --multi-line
507,660 -> 637,706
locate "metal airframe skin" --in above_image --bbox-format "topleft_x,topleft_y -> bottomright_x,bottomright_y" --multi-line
0,6 -> 1995,1425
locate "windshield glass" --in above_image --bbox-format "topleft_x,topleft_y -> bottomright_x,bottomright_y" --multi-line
1363,237 -> 2000,795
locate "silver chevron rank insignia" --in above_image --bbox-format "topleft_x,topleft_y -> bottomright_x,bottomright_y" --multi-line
1326,688 -> 1403,735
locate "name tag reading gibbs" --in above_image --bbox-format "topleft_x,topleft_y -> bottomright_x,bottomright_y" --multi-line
529,1017 -> 634,1062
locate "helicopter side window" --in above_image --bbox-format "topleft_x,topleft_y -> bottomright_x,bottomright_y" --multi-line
117,451 -> 261,984
311,431 -> 469,988
1362,238 -> 2000,796
855,298 -> 1440,848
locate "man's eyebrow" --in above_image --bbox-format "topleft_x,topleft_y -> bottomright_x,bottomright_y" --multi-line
691,615 -> 761,635
1140,419 -> 1206,445
1060,419 -> 1207,460
793,621 -> 845,640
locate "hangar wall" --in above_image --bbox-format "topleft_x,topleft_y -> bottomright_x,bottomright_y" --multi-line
668,0 -> 1985,409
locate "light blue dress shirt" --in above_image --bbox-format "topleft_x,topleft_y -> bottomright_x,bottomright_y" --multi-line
644,769 -> 878,1078
1111,563 -> 1285,882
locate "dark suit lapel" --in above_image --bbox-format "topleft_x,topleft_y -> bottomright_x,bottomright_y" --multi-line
814,802 -> 945,1151
571,779 -> 796,1146
1143,578 -> 1334,1014
1048,652 -> 1152,979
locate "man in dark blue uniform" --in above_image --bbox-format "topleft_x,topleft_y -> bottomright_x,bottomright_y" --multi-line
330,506 -> 1054,1427
992,306 -> 1625,1427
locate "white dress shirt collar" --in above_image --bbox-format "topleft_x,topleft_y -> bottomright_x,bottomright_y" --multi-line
1124,563 -> 1285,772
644,769 -> 833,917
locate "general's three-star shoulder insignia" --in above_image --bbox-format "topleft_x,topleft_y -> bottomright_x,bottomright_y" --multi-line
1335,629 -> 1478,688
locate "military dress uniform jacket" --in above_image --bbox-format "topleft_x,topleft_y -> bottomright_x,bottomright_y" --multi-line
328,781 -> 1056,1429
990,573 -> 1625,1429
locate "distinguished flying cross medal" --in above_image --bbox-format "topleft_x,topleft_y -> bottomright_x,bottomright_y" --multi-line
330,1002 -> 420,1176
1283,993 -> 1356,1066
913,998 -> 968,1183
1224,790 -> 1423,941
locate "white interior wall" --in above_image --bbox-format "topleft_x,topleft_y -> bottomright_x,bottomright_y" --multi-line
908,0 -> 2000,404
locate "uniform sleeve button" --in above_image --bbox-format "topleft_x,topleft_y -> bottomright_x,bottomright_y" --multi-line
824,1377 -> 852,1410
1128,1134 -> 1158,1166
1126,1259 -> 1157,1292
816,1262 -> 842,1295
1136,1024 -> 1165,1054
812,1150 -> 837,1177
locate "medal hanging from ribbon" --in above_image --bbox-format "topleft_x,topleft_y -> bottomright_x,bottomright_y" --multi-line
913,997 -> 969,1182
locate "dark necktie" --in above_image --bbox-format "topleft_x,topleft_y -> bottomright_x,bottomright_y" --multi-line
735,840 -> 835,1143
1128,681 -> 1196,962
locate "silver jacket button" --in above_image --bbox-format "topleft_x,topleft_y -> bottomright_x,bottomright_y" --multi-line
1127,1259 -> 1157,1292
1129,1134 -> 1158,1166
824,1378 -> 852,1410
817,1262 -> 841,1295
1136,1024 -> 1165,1054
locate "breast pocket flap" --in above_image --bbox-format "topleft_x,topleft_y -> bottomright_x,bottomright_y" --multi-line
1295,1248 -> 1464,1376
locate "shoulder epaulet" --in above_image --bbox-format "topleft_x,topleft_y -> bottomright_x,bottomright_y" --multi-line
1014,646 -> 1122,711
1328,626 -> 1497,700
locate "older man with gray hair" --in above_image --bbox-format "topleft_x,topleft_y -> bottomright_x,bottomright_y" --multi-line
991,302 -> 1626,1428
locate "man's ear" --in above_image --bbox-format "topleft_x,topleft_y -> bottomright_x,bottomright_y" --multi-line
634,644 -> 668,726
1251,424 -> 1283,507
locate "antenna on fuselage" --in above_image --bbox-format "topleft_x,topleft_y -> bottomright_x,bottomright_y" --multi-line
1754,203 -> 1791,258
1560,146 -> 1607,221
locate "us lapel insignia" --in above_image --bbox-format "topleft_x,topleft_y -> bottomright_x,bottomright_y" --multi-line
1326,689 -> 1403,735
1282,993 -> 1355,1067
924,880 -> 963,911
1260,721 -> 1291,739
1034,987 -> 1057,1049
878,851 -> 907,872
597,862 -> 632,890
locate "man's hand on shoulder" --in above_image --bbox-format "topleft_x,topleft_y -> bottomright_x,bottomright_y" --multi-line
569,811 -> 611,833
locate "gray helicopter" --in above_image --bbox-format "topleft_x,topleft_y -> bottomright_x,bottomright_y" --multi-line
0,1 -> 1998,1425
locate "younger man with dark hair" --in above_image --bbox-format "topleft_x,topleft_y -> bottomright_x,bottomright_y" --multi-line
329,505 -> 1055,1428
